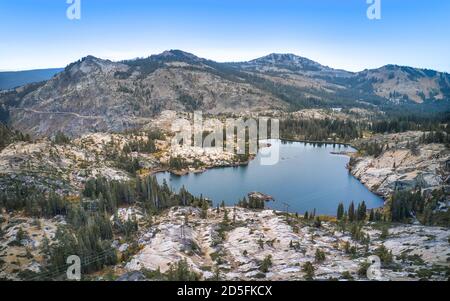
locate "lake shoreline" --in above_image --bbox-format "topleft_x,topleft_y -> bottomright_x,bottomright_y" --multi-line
153,139 -> 384,216
155,138 -> 357,177
280,137 -> 354,148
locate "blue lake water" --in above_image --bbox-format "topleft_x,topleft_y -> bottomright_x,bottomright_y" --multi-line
156,139 -> 384,216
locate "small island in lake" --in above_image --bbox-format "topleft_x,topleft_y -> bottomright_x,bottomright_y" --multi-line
248,191 -> 275,202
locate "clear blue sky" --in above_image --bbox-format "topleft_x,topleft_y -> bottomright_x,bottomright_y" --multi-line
0,0 -> 449,72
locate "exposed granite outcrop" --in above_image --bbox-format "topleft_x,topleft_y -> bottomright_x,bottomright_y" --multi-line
349,132 -> 449,199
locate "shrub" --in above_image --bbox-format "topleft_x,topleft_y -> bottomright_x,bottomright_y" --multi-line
341,271 -> 354,280
315,248 -> 326,262
374,245 -> 393,264
302,261 -> 315,280
357,261 -> 371,277
165,259 -> 200,281
259,255 -> 272,273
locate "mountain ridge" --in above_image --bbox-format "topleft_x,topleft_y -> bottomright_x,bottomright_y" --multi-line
1,50 -> 449,137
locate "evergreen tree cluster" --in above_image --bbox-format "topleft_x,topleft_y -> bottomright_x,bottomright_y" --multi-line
336,201 -> 368,222
0,123 -> 30,151
122,130 -> 163,154
280,118 -> 362,142
370,114 -> 449,134
168,156 -> 189,170
336,189 -> 448,226
237,196 -> 265,209
303,209 -> 317,221
0,174 -> 210,221
0,185 -> 68,218
83,175 -> 210,215
44,212 -> 117,278
165,258 -> 201,281
368,208 -> 384,222
388,189 -> 433,223
278,110 -> 449,146
1,174 -> 214,279
419,131 -> 450,145
53,131 -> 71,145
384,189 -> 447,226
101,136 -> 142,174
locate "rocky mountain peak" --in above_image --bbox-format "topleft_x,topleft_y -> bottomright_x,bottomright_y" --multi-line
145,49 -> 204,64
63,55 -> 124,77
259,53 -> 316,63
249,53 -> 322,69
160,49 -> 199,59
82,55 -> 101,62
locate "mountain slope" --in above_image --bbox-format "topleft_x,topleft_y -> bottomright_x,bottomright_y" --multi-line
355,65 -> 450,104
231,53 -> 353,78
2,51 -> 286,137
1,50 -> 449,137
232,53 -> 450,104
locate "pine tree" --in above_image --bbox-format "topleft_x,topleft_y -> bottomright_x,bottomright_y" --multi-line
348,202 -> 355,222
166,259 -> 200,281
314,216 -> 322,228
358,201 -> 367,221
302,261 -> 315,280
315,249 -> 326,262
200,201 -> 208,219
223,209 -> 229,224
259,255 -> 272,273
40,236 -> 51,259
212,265 -> 221,281
337,202 -> 344,220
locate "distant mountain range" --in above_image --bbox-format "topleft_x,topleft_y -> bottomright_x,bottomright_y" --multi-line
0,68 -> 63,90
1,50 -> 449,137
